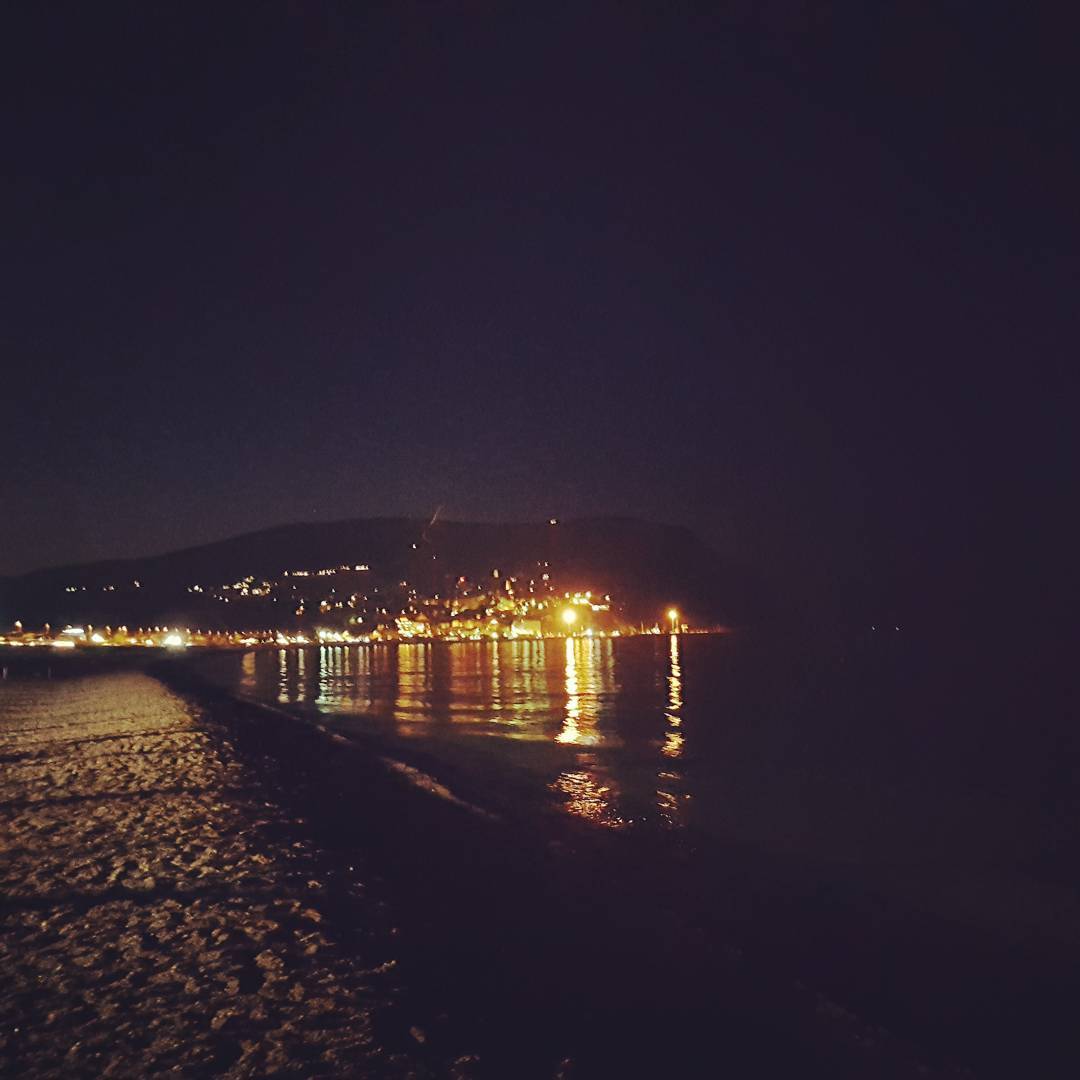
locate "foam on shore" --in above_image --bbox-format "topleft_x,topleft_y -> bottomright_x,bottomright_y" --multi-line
0,671 -> 418,1077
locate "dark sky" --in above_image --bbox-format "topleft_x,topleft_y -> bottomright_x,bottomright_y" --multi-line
3,3 -> 1075,623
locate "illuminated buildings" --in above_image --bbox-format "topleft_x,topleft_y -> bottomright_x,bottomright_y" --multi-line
3,548 -> 702,646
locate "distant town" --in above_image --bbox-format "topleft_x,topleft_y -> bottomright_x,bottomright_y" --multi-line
0,517 -> 735,650
1,559 -> 694,650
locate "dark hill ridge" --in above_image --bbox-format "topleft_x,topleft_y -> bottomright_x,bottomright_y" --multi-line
1,517 -> 753,629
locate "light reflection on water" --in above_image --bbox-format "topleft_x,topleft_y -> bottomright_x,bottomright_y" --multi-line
205,634 -> 1070,883
240,636 -> 692,828
552,637 -> 625,823
657,635 -> 691,827
393,642 -> 431,725
277,648 -> 288,704
556,637 -> 583,745
662,633 -> 683,759
241,650 -> 256,691
552,765 -> 625,829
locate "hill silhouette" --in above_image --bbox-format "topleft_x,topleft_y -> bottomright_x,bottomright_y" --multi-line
1,517 -> 754,631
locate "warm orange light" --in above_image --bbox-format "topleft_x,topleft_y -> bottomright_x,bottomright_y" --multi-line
561,608 -> 577,626
667,608 -> 678,622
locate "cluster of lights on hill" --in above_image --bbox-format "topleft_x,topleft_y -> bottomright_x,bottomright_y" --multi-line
20,543 -> 695,643
4,513 -> 716,645
54,561 -> 572,621
1,586 -> 687,648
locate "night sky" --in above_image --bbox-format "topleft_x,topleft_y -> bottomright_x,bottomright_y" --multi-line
4,4 -> 1075,627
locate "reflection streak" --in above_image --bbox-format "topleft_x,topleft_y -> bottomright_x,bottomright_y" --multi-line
662,633 -> 683,759
394,643 -> 431,729
241,649 -> 256,691
553,638 -> 623,825
657,635 -> 690,827
556,637 -> 581,744
253,637 -> 690,830
552,767 -> 625,829
277,647 -> 289,704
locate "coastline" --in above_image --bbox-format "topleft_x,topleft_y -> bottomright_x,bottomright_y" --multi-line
5,657 -> 1077,1076
153,660 -> 958,1079
160,656 -> 1080,1080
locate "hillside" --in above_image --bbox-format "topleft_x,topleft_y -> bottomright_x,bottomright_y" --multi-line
0,517 -> 753,630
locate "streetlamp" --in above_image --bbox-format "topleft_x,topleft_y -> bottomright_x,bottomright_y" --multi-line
667,608 -> 679,634
561,607 -> 578,631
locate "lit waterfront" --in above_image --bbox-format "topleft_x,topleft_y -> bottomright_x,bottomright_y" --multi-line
196,629 -> 1077,886
203,634 -> 697,832
0,608 -> 708,653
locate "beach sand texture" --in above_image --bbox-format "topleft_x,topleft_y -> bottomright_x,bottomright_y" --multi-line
0,672 -> 415,1078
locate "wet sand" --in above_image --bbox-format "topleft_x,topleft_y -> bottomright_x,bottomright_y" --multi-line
0,672 -> 420,1078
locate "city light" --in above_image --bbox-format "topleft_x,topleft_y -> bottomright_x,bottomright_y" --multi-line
0,552 -> 710,650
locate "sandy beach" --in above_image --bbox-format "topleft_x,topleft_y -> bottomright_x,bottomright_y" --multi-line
0,671 -> 422,1078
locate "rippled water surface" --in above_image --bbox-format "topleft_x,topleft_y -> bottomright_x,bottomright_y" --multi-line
204,636 -> 695,831
198,632 -> 1069,875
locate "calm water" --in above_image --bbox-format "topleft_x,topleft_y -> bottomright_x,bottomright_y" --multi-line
193,633 -> 1080,1077
207,635 -> 698,831
197,633 -> 1075,886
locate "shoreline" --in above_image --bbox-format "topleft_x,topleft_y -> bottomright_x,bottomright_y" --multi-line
5,659 -> 1078,1076
160,659 -> 1080,1080
153,661 -> 961,1079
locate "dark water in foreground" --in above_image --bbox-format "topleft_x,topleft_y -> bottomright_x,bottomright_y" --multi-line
200,633 -> 1075,876
194,632 -> 1080,1076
